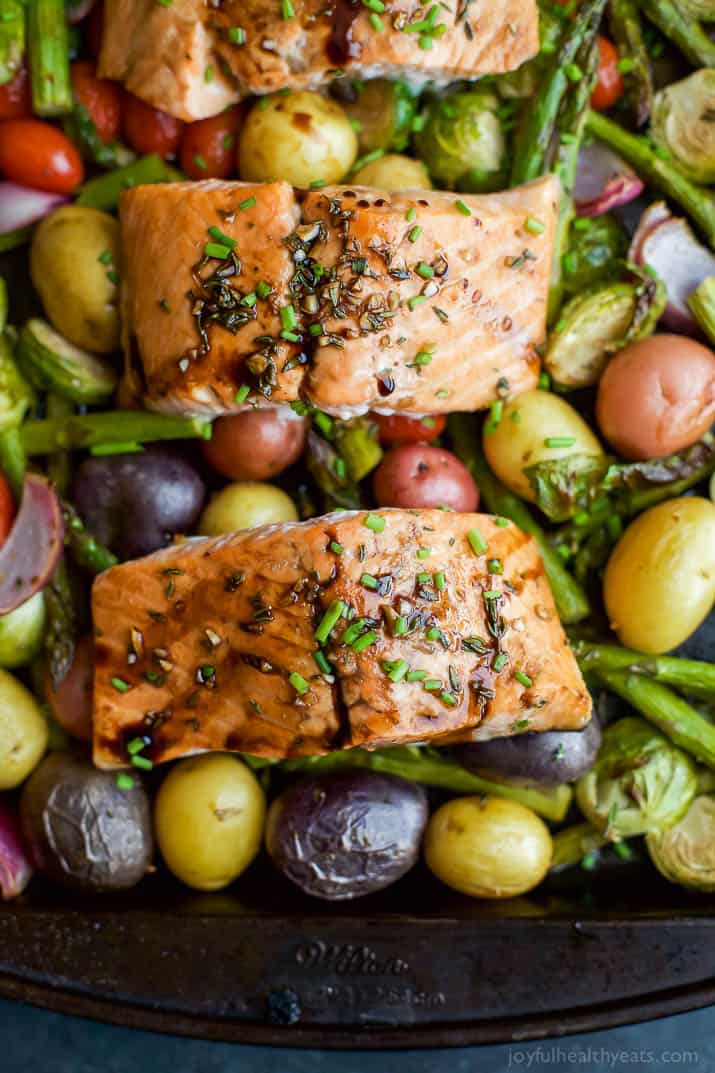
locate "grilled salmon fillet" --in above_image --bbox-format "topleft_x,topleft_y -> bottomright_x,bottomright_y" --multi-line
99,0 -> 539,122
92,509 -> 592,769
119,176 -> 557,416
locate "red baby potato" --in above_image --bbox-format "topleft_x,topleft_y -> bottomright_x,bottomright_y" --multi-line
373,444 -> 479,511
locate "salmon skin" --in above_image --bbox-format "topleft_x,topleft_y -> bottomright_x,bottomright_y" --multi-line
119,177 -> 557,417
92,509 -> 592,769
99,0 -> 539,122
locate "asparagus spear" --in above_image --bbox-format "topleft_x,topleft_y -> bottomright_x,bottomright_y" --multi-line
282,746 -> 573,823
332,417 -> 383,482
549,36 -> 601,321
608,0 -> 654,126
639,0 -> 715,67
43,556 -> 76,690
573,640 -> 715,700
511,0 -> 608,187
20,410 -> 211,455
447,413 -> 590,624
586,110 -> 715,250
0,426 -> 24,499
45,394 -> 72,495
0,0 -> 24,87
27,0 -> 71,116
0,278 -> 6,336
688,276 -> 715,344
62,499 -> 117,574
595,668 -> 715,770
76,155 -> 184,211
550,822 -> 609,871
0,227 -> 32,254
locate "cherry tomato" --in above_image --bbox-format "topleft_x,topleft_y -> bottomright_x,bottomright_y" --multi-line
371,412 -> 446,446
85,1 -> 104,59
0,66 -> 31,121
0,119 -> 84,194
591,36 -> 624,111
71,61 -> 122,144
122,92 -> 183,159
179,107 -> 242,180
0,474 -> 14,547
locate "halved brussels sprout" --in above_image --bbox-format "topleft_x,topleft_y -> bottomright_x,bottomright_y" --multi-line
0,334 -> 34,433
339,79 -> 417,154
414,90 -> 506,191
575,717 -> 698,840
646,795 -> 715,892
652,70 -> 715,184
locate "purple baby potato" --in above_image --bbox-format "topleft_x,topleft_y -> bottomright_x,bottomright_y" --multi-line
454,715 -> 601,787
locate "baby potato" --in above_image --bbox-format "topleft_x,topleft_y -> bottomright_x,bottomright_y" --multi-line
0,668 -> 48,790
154,754 -> 266,891
30,206 -> 120,354
424,796 -> 552,899
352,153 -> 432,191
596,335 -> 715,460
373,444 -> 479,511
198,481 -> 298,535
0,592 -> 45,668
202,409 -> 309,481
604,496 -> 715,653
483,389 -> 604,502
239,91 -> 357,188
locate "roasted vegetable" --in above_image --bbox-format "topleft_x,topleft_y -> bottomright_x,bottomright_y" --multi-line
339,79 -> 417,154
0,592 -> 45,668
646,794 -> 715,891
424,796 -> 553,899
75,154 -> 183,211
202,409 -> 310,482
21,752 -> 153,892
573,640 -> 715,701
0,0 -> 24,88
0,333 -> 34,434
455,715 -> 601,787
652,70 -> 715,185
352,152 -> 431,191
27,0 -> 71,116
414,89 -> 506,192
545,270 -> 666,389
0,668 -> 48,789
17,318 -> 118,404
155,754 -> 265,892
608,0 -> 654,126
21,410 -> 211,455
562,215 -> 629,298
373,444 -> 479,512
198,481 -> 298,536
689,276 -> 715,344
332,416 -> 383,482
497,2 -> 564,99
641,0 -> 715,67
575,716 -> 697,838
266,769 -> 427,901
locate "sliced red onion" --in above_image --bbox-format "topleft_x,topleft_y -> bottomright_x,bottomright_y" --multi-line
0,801 -> 33,900
574,142 -> 645,217
0,475 -> 64,615
0,183 -> 70,237
628,200 -> 672,264
635,214 -> 715,334
66,0 -> 96,21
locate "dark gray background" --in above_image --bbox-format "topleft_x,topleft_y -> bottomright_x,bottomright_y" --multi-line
3,1000 -> 713,1072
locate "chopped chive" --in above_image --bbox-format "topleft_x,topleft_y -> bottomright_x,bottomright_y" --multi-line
313,410 -> 333,436
434,571 -> 446,590
544,436 -> 576,448
207,225 -> 237,249
239,195 -> 257,210
416,548 -> 431,559
361,0 -> 385,10
494,517 -> 509,527
423,678 -> 441,692
416,262 -> 434,279
487,558 -> 503,575
405,207 -> 416,222
426,626 -> 441,642
416,572 -> 431,584
369,12 -> 384,30
111,677 -> 131,693
98,249 -> 113,265
394,616 -> 408,636
281,330 -> 301,342
538,371 -> 551,390
414,349 -> 433,366
484,399 -> 503,433
467,528 -> 488,556
315,599 -> 346,644
329,540 -> 344,555
440,690 -> 457,707
360,573 -> 378,590
256,280 -> 272,299
289,671 -> 310,695
364,513 -> 386,533
515,670 -> 533,688
581,850 -> 599,871
408,295 -> 428,311
383,658 -> 409,683
204,65 -> 214,82
525,216 -> 545,235
193,155 -> 208,171
116,774 -> 135,791
343,619 -> 368,646
310,179 -> 326,189
564,62 -> 582,82
280,304 -> 298,331
614,840 -> 634,860
352,630 -> 377,653
333,457 -> 346,480
406,669 -> 427,682
421,417 -> 435,429
483,589 -> 502,600
241,291 -> 257,308
127,737 -> 145,755
131,755 -> 154,771
455,199 -> 472,216
408,225 -> 422,242
227,26 -> 246,44
235,384 -> 250,403
493,652 -> 508,672
281,0 -> 295,15
314,649 -> 332,675
204,241 -> 231,259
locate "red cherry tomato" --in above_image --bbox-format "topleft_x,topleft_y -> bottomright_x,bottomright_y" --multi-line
122,91 -> 183,159
179,107 -> 243,180
0,474 -> 15,547
591,36 -> 624,111
371,412 -> 446,446
0,119 -> 84,193
85,1 -> 104,59
70,61 -> 122,144
0,66 -> 31,120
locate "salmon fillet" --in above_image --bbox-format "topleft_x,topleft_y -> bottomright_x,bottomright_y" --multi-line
99,0 -> 539,122
92,509 -> 592,769
119,177 -> 557,416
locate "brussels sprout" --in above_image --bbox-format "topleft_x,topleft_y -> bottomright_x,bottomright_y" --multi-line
339,79 -> 417,154
562,215 -> 629,298
646,794 -> 715,892
414,90 -> 507,191
575,717 -> 698,840
0,333 -> 34,433
17,318 -> 118,405
652,70 -> 715,184
0,592 -> 45,668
